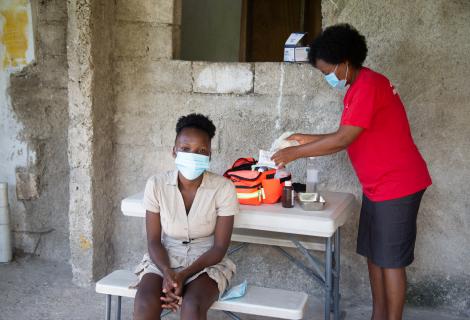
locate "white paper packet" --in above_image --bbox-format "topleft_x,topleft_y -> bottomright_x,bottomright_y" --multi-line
257,150 -> 277,168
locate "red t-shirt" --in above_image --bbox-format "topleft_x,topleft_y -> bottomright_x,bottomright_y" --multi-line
341,67 -> 432,201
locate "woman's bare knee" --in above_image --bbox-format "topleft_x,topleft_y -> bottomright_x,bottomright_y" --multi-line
181,296 -> 203,320
133,274 -> 163,320
134,292 -> 162,320
180,274 -> 218,320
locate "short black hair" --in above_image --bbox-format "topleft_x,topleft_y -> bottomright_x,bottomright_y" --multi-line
176,113 -> 216,139
308,24 -> 368,68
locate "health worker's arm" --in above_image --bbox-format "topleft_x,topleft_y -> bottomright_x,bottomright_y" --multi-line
272,125 -> 363,166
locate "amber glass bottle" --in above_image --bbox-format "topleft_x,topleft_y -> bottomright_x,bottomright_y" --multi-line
282,180 -> 294,208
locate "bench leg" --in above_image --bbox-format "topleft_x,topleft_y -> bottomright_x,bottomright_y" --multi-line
325,236 -> 333,320
228,243 -> 248,255
223,311 -> 241,320
116,296 -> 121,320
105,295 -> 111,320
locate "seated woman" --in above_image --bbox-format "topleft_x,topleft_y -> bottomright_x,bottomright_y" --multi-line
133,113 -> 239,320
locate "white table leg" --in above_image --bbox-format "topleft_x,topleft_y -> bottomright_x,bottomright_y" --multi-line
333,229 -> 341,320
325,236 -> 333,320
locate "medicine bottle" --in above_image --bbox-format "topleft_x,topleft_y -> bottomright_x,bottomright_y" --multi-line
282,180 -> 294,208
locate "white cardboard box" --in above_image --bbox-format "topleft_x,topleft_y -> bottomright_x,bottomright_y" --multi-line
284,32 -> 310,62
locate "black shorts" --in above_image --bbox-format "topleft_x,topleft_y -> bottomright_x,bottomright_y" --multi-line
356,189 -> 426,268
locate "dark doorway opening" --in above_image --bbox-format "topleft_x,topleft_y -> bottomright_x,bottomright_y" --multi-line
180,0 -> 322,62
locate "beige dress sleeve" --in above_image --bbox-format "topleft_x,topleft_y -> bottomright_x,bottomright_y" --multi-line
215,178 -> 240,217
142,176 -> 159,213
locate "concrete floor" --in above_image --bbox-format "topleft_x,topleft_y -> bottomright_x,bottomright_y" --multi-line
0,255 -> 466,320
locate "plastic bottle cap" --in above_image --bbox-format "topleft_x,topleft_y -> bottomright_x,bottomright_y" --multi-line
284,180 -> 292,187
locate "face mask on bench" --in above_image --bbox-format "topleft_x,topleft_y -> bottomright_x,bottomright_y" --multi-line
220,280 -> 248,301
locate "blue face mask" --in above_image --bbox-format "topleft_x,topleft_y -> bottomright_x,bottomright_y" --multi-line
175,152 -> 210,181
324,63 -> 348,89
220,280 -> 248,301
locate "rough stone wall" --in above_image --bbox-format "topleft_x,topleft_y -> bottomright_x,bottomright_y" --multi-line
67,0 -> 96,286
322,0 -> 470,313
90,0 -> 116,282
67,0 -> 116,285
6,0 -> 70,262
110,0 -> 470,315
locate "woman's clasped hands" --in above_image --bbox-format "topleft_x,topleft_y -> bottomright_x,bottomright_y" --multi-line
160,268 -> 185,312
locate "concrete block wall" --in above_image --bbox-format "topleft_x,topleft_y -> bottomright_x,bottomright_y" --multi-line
110,0 -> 362,302
192,63 -> 253,94
114,0 -> 181,60
322,0 -> 470,312
110,0 -> 470,315
111,56 -> 361,297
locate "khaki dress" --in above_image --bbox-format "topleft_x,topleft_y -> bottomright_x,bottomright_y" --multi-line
134,170 -> 239,295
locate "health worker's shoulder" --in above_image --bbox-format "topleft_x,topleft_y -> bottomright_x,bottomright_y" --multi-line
356,67 -> 391,89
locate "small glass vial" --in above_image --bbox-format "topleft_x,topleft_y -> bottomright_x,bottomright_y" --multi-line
306,157 -> 319,193
282,180 -> 294,208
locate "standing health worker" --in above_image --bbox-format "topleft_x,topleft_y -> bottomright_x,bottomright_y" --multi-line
272,24 -> 432,320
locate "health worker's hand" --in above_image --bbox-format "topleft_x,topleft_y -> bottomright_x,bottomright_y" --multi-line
271,146 -> 301,167
287,133 -> 311,145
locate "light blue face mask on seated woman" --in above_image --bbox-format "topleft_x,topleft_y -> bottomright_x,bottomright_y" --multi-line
175,152 -> 210,180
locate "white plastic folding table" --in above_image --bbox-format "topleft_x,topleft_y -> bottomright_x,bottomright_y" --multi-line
121,191 -> 355,320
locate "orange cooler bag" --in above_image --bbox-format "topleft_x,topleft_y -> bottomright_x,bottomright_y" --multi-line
224,158 -> 291,205
226,170 -> 264,205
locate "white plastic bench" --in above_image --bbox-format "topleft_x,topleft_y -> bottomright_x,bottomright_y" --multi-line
96,270 -> 308,320
102,191 -> 356,320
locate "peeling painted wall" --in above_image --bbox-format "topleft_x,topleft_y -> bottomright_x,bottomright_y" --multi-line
0,0 -> 36,253
0,0 -> 35,68
1,0 -> 70,261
